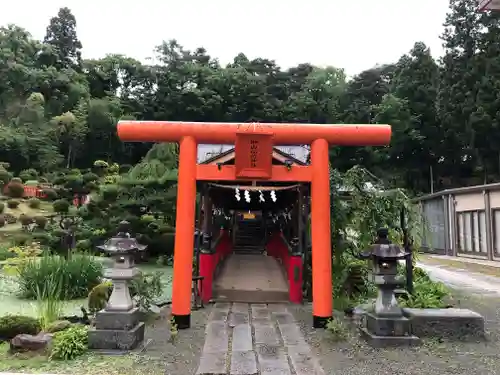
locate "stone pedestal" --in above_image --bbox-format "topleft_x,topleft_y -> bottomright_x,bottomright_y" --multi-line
359,312 -> 420,347
88,308 -> 145,350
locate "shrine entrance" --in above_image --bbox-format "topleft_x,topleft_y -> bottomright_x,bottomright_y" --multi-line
117,121 -> 391,329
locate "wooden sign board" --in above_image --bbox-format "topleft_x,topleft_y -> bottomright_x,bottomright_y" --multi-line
235,132 -> 273,179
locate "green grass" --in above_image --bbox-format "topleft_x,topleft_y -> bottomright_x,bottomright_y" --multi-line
0,262 -> 173,317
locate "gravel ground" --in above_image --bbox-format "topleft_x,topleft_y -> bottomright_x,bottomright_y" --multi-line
290,291 -> 500,375
0,306 -> 210,375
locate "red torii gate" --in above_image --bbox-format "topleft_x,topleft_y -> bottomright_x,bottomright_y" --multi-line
117,121 -> 391,329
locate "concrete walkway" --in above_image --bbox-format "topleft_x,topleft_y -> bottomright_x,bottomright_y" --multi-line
417,261 -> 500,296
196,302 -> 324,375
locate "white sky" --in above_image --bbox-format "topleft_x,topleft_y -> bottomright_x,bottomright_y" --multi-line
0,0 -> 451,76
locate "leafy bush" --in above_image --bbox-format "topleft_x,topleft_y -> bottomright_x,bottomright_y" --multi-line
7,182 -> 24,198
19,213 -> 34,227
51,324 -> 88,360
16,254 -> 103,300
0,202 -> 5,214
0,244 -> 15,260
399,267 -> 450,308
42,188 -> 58,201
19,168 -> 38,182
88,281 -> 113,314
0,315 -> 40,340
53,199 -> 70,214
10,177 -> 22,184
25,180 -> 38,187
28,197 -> 41,208
7,199 -> 20,209
0,169 -> 12,185
34,216 -> 48,229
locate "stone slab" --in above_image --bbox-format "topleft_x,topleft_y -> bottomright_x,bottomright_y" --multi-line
228,312 -> 249,326
359,327 -> 421,348
277,323 -> 308,347
254,323 -> 280,345
210,309 -> 229,322
95,307 -> 140,330
252,306 -> 271,320
267,304 -> 288,312
232,324 -> 253,351
365,313 -> 411,337
204,322 -> 229,353
232,303 -> 249,312
196,352 -> 227,375
230,350 -> 257,375
287,345 -> 325,375
256,344 -> 290,374
214,302 -> 231,311
273,312 -> 295,325
403,308 -> 485,340
88,322 -> 145,350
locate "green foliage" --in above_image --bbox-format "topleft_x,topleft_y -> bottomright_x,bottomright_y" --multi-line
399,267 -> 450,308
326,317 -> 348,340
7,182 -> 24,198
53,199 -> 70,213
129,271 -> 164,312
42,188 -> 58,201
0,315 -> 40,340
0,202 -> 5,213
34,275 -> 64,331
27,197 -> 41,209
34,215 -> 48,229
50,324 -> 88,360
6,199 -> 20,209
87,280 -> 113,314
15,254 -> 103,300
19,168 -> 38,182
0,169 -> 12,185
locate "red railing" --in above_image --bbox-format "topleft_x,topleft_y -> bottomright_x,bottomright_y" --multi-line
265,232 -> 303,303
3,184 -> 89,206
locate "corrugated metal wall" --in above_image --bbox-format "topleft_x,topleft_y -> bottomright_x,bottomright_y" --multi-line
421,198 -> 446,251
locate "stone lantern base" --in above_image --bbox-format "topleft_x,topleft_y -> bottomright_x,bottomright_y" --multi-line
359,312 -> 420,348
88,307 -> 145,351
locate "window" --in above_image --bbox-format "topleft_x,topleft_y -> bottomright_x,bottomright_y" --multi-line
456,210 -> 487,253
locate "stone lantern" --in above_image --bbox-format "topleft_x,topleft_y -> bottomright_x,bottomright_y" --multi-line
88,220 -> 147,351
355,236 -> 420,347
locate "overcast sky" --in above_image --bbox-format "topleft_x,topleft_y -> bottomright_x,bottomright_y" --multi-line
0,0 -> 451,76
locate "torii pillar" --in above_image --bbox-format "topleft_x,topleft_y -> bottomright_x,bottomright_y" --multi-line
117,121 -> 391,329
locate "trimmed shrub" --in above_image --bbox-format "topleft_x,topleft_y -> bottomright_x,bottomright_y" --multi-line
10,177 -> 22,184
0,169 -> 12,185
19,213 -> 34,227
0,315 -> 40,340
34,216 -> 48,229
53,199 -> 70,214
16,254 -> 103,300
0,202 -> 5,214
42,188 -> 58,201
27,197 -> 41,209
19,168 -> 38,182
7,199 -> 20,209
7,182 -> 24,198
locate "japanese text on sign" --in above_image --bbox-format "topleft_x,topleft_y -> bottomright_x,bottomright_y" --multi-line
250,140 -> 259,168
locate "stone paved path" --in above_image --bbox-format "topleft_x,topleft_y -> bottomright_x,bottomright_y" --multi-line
196,302 -> 325,375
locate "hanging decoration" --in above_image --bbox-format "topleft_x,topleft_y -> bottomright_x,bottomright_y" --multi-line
270,190 -> 277,202
235,187 -> 241,201
259,190 -> 265,202
244,189 -> 251,203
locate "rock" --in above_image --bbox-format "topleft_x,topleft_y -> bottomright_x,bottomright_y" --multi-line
10,333 -> 53,353
46,320 -> 72,333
